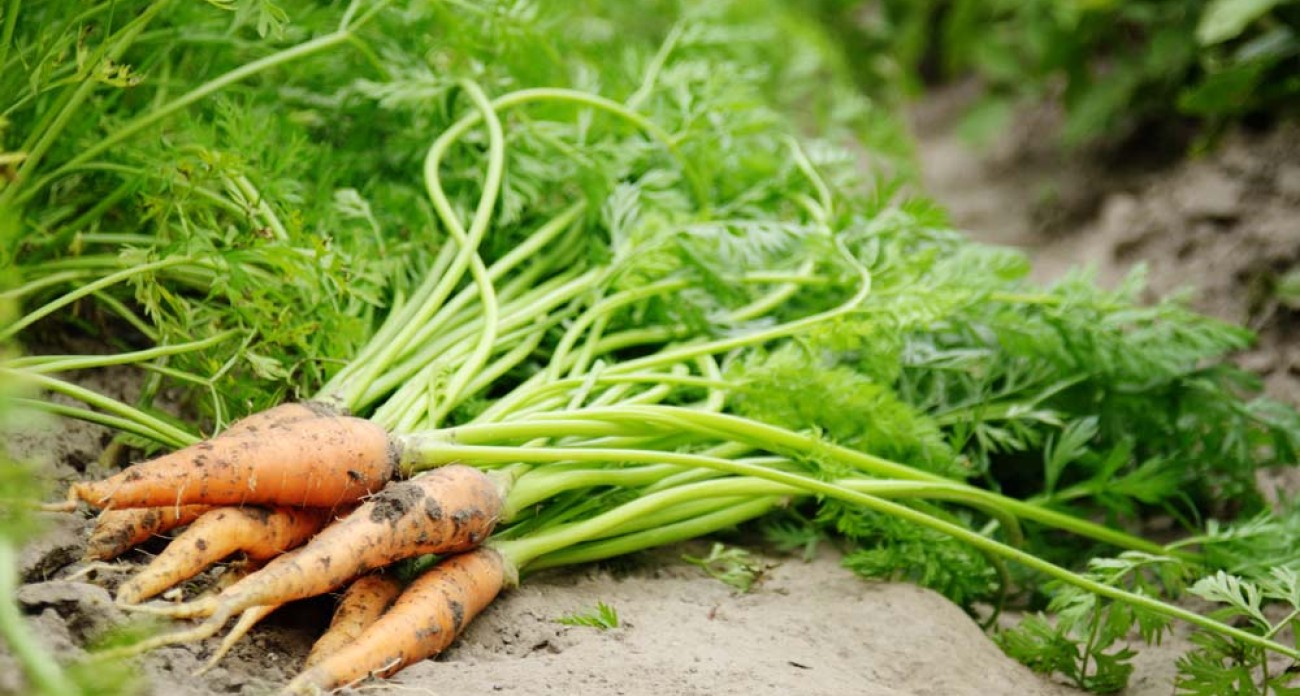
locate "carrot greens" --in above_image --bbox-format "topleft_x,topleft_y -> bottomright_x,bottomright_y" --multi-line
2,1 -> 1299,693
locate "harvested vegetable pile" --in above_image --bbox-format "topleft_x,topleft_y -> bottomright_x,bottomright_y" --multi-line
2,1 -> 1299,694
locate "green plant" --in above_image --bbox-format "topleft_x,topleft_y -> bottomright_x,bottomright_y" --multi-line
2,1 -> 1299,692
812,0 -> 1300,146
683,542 -> 769,592
557,602 -> 621,630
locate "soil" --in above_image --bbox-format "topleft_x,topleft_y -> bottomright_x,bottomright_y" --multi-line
911,83 -> 1300,407
6,88 -> 1300,696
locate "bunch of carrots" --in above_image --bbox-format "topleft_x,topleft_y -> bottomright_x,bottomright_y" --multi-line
25,78 -> 1300,689
7,2 -> 1300,694
60,402 -> 505,692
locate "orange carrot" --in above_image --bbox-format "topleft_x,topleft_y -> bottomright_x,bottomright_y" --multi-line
216,401 -> 338,439
66,414 -> 396,510
304,573 -> 404,668
282,547 -> 507,694
84,505 -> 213,561
116,506 -> 337,605
134,465 -> 502,623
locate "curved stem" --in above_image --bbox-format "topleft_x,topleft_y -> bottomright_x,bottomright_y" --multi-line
474,444 -> 1300,660
10,397 -> 188,448
8,330 -> 238,372
423,79 -> 505,425
1,257 -> 188,342
1,369 -> 197,448
553,405 -> 1176,558
0,0 -> 20,71
16,29 -> 354,205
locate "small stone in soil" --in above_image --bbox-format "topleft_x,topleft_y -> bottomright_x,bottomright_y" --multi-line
1174,166 -> 1244,220
1277,164 -> 1300,201
16,580 -> 123,643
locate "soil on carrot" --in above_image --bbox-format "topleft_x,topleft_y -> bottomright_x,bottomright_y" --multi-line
7,95 -> 1300,696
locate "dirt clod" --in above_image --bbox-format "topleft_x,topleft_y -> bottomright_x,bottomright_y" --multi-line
17,580 -> 123,643
19,513 -> 88,582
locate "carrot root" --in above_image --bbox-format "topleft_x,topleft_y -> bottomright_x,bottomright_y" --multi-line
68,414 -> 396,510
119,595 -> 220,620
88,612 -> 231,663
160,465 -> 502,622
216,401 -> 339,439
304,573 -> 404,668
116,505 -> 334,605
193,604 -> 280,676
281,547 -> 507,694
85,504 -> 213,562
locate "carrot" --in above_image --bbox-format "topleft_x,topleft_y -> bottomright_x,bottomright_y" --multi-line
282,547 -> 507,694
215,401 -> 339,439
304,573 -> 404,668
65,414 -> 396,510
116,506 -> 337,605
84,505 -> 213,561
132,464 -> 502,623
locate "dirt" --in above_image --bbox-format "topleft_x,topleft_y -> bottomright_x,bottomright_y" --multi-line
911,83 -> 1300,407
7,89 -> 1300,696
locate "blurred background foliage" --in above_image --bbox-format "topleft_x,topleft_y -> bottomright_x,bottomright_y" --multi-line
806,0 -> 1300,147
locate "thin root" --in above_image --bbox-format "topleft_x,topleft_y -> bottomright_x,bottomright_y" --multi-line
343,656 -> 402,691
64,562 -> 130,582
89,612 -> 232,663
118,596 -> 219,620
193,604 -> 277,676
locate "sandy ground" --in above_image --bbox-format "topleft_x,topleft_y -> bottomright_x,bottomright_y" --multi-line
7,89 -> 1300,696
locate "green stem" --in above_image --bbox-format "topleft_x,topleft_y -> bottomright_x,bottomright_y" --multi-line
503,464 -> 686,519
88,290 -> 159,343
1,369 -> 196,448
477,447 -> 1299,660
11,397 -> 188,448
7,330 -> 237,372
423,80 -> 505,425
0,270 -> 99,302
0,0 -> 22,83
546,278 -> 688,380
0,541 -> 78,696
1,257 -> 188,342
625,21 -> 683,110
361,269 -> 593,418
524,497 -> 779,571
16,28 -> 353,205
340,81 -> 511,411
2,0 -> 171,207
561,405 -> 1177,558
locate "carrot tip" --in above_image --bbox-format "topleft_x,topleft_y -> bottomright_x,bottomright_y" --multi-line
39,500 -> 77,513
66,562 -> 128,581
88,614 -> 229,663
118,597 -> 217,620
